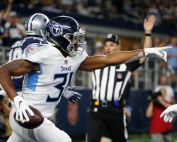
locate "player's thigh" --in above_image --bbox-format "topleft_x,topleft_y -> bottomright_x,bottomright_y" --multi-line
7,132 -> 26,142
34,118 -> 71,142
10,107 -> 71,142
9,108 -> 37,142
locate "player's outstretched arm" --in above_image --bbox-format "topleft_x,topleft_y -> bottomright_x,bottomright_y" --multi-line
79,46 -> 172,71
0,59 -> 40,122
160,104 -> 177,123
79,50 -> 145,71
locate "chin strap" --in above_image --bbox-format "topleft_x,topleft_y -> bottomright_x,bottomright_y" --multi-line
125,52 -> 144,63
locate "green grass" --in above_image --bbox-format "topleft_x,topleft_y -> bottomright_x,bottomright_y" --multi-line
128,134 -> 151,142
128,133 -> 177,142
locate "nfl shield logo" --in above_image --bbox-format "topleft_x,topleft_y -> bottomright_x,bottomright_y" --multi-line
107,34 -> 112,39
64,60 -> 68,65
68,102 -> 78,125
117,73 -> 122,79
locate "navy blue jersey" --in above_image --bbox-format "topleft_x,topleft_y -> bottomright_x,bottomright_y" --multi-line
9,37 -> 47,92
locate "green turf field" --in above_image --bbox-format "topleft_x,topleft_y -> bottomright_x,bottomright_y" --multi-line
128,133 -> 177,142
129,134 -> 151,142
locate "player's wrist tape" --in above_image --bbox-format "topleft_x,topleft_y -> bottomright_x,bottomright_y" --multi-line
145,33 -> 151,36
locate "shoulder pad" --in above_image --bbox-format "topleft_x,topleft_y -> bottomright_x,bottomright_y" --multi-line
25,43 -> 46,56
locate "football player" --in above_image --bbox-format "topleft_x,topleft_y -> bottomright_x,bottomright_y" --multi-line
0,15 -> 172,142
6,13 -> 81,103
0,13 -> 81,142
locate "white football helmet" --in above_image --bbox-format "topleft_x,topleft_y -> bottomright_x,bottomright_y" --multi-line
25,13 -> 49,40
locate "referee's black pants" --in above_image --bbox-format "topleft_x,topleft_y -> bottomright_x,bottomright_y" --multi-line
86,102 -> 128,142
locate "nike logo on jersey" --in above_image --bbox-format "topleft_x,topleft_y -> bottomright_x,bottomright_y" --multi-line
61,66 -> 71,72
29,46 -> 34,50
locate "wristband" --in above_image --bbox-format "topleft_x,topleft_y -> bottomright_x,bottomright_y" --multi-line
145,33 -> 151,36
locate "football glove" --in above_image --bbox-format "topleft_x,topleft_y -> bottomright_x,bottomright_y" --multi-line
63,86 -> 82,103
144,46 -> 172,62
14,96 -> 34,123
160,104 -> 177,123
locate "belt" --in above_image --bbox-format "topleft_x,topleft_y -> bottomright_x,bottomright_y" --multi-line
92,99 -> 122,107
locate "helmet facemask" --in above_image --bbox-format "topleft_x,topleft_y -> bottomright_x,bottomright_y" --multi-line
63,28 -> 86,57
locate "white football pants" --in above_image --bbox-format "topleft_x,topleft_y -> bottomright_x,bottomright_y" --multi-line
7,107 -> 71,142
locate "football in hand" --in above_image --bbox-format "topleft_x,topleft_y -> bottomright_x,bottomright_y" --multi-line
14,106 -> 44,129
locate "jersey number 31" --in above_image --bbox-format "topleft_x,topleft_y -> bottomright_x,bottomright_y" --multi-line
46,72 -> 73,102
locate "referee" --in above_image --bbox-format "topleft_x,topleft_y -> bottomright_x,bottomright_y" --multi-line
86,15 -> 155,142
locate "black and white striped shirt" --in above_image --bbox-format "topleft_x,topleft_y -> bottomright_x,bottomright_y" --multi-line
92,60 -> 141,101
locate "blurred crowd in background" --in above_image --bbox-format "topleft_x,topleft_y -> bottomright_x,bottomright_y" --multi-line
1,0 -> 177,28
0,0 -> 176,89
0,0 -> 177,141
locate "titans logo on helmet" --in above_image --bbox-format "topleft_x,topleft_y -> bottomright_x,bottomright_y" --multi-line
48,21 -> 62,36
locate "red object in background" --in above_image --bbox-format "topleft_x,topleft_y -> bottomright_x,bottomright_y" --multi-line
67,102 -> 78,125
150,103 -> 173,133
